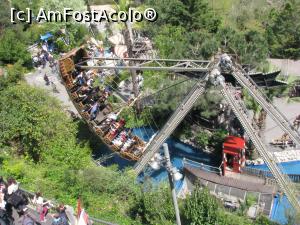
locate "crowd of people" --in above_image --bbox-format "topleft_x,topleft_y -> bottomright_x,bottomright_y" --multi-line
58,39 -> 147,161
0,176 -> 71,225
70,66 -> 146,157
70,68 -> 112,121
98,116 -> 145,158
32,42 -> 56,72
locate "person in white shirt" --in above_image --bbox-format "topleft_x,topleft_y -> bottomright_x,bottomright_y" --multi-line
7,178 -> 18,195
33,192 -> 50,222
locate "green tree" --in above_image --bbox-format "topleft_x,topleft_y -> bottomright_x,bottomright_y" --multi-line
134,184 -> 175,225
0,61 -> 25,91
209,129 -> 227,152
0,0 -> 11,33
39,0 -> 86,13
154,25 -> 188,59
195,130 -> 210,149
182,0 -> 221,32
0,83 -> 81,161
11,0 -> 41,13
0,30 -> 31,66
266,0 -> 300,59
182,187 -> 220,224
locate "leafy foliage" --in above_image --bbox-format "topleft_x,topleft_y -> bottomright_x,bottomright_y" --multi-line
0,29 -> 31,66
266,0 -> 300,59
182,187 -> 277,225
182,187 -> 222,224
0,61 -> 25,91
133,184 -> 175,225
0,83 -> 84,162
195,130 -> 210,148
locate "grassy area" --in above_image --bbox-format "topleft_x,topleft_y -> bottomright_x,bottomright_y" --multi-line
89,0 -> 115,5
214,0 -> 276,32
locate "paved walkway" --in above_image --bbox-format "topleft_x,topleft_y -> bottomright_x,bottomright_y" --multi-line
267,58 -> 300,76
25,62 -> 78,116
263,97 -> 300,146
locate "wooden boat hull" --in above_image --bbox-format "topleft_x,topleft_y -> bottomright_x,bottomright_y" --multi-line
58,47 -> 145,162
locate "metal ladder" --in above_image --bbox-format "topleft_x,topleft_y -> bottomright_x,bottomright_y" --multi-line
133,81 -> 206,174
230,63 -> 300,146
221,85 -> 300,213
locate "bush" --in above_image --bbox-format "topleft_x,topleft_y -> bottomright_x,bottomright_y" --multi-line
0,30 -> 31,66
0,61 -> 25,91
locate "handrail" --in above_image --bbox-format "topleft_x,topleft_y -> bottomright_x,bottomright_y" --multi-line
242,167 -> 300,183
183,158 -> 222,175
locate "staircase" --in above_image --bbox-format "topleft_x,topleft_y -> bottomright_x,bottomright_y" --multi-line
133,81 -> 206,174
230,63 -> 300,146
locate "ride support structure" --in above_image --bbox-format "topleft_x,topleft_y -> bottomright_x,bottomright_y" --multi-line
76,54 -> 300,215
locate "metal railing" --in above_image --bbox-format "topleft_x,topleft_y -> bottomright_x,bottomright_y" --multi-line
183,158 -> 222,175
242,167 -> 300,183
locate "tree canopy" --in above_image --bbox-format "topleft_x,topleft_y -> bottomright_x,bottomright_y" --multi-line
266,0 -> 300,59
0,29 -> 31,66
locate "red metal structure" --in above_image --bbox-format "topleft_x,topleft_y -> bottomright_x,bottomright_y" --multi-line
222,136 -> 246,175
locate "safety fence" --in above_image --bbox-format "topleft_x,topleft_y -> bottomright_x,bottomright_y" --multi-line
242,167 -> 300,183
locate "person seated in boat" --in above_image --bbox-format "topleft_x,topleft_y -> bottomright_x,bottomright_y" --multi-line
98,118 -> 115,134
90,86 -> 100,96
73,71 -> 85,85
112,130 -> 128,146
112,138 -> 122,148
85,69 -> 95,79
119,130 -> 127,142
120,138 -> 135,152
87,78 -> 94,88
71,69 -> 80,79
99,118 -> 113,127
106,127 -> 118,140
89,101 -> 100,120
112,131 -> 128,148
71,71 -> 86,92
133,146 -> 144,156
78,84 -> 92,96
112,118 -> 126,130
81,94 -> 96,106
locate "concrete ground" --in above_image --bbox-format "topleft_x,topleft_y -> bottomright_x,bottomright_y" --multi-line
267,58 -> 300,76
263,97 -> 300,147
25,62 -> 78,116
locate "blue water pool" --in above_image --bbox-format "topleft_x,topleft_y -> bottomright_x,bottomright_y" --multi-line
97,126 -> 221,190
248,161 -> 300,224
270,194 -> 298,225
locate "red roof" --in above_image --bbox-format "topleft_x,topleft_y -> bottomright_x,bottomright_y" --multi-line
223,136 -> 245,151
